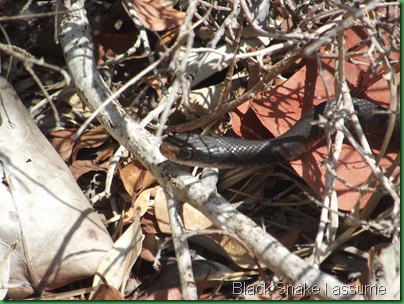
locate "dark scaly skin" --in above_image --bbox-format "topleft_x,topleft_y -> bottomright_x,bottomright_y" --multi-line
160,99 -> 400,168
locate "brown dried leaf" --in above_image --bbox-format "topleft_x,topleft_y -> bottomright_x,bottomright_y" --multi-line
92,284 -> 124,300
140,233 -> 158,262
140,210 -> 159,234
93,33 -> 138,66
278,227 -> 302,250
154,188 -> 214,234
122,0 -> 185,31
69,160 -> 107,180
47,129 -> 76,162
93,143 -> 118,164
71,125 -> 111,162
125,186 -> 160,223
119,160 -> 157,197
92,219 -> 144,296
153,188 -> 171,233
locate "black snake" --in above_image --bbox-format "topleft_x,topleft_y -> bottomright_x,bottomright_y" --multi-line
160,99 -> 400,168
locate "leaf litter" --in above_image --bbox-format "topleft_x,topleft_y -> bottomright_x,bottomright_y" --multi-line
1,0 -> 399,300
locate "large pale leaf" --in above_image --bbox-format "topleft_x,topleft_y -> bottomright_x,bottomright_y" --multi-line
0,78 -> 113,299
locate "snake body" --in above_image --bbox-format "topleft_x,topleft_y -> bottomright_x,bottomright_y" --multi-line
160,99 -> 400,168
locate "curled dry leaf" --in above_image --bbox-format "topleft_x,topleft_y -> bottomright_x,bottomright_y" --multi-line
119,160 -> 157,197
122,0 -> 185,32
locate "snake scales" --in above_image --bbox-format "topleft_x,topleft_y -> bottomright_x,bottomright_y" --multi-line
160,99 -> 400,168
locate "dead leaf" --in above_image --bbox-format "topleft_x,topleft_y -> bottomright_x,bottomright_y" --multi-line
140,233 -> 158,262
142,286 -> 183,300
154,188 -> 214,234
367,242 -> 400,299
0,77 -> 113,299
93,143 -> 118,164
141,260 -> 240,299
69,159 -> 108,180
121,0 -> 186,32
140,210 -> 159,234
0,244 -> 14,299
154,188 -> 258,268
278,227 -> 302,250
133,186 -> 159,216
119,160 -> 157,197
92,218 -> 144,297
71,125 -> 111,162
154,27 -> 180,55
92,284 -> 124,300
47,129 -> 76,162
93,33 -> 138,66
124,186 -> 160,224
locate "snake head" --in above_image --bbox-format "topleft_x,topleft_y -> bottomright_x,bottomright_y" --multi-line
160,133 -> 197,165
160,133 -> 228,167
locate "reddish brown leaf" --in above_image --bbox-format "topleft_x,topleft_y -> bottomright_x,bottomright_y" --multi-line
92,284 -> 124,300
140,233 -> 158,262
140,210 -> 159,234
93,143 -> 118,164
47,129 -> 76,162
69,160 -> 108,180
278,227 -> 302,250
71,125 -> 111,162
93,33 -> 138,66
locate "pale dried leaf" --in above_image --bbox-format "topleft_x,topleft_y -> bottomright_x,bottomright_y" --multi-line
92,218 -> 144,296
66,91 -> 93,119
133,187 -> 159,217
0,245 -> 13,299
0,78 -> 113,299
